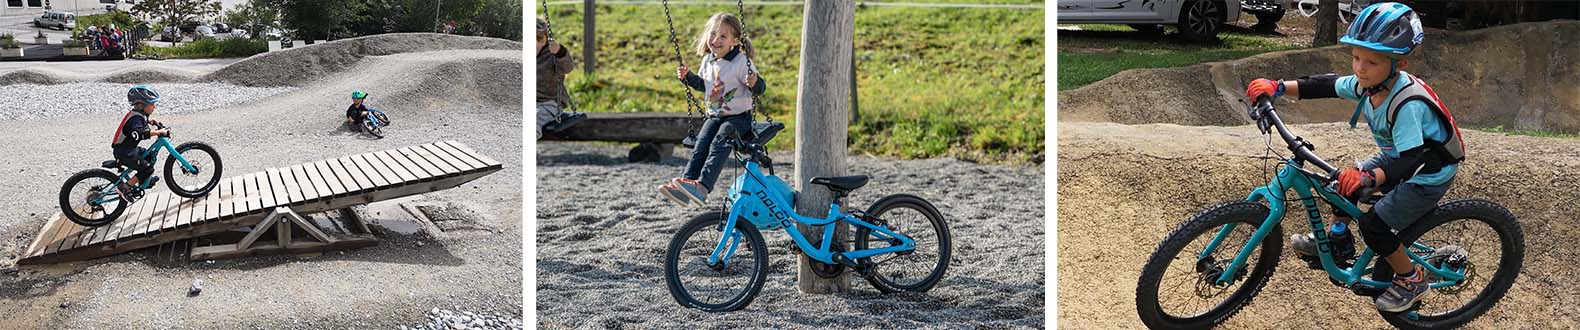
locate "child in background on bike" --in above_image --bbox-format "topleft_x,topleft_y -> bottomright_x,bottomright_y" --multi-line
112,86 -> 168,201
1244,3 -> 1465,312
345,90 -> 369,128
536,18 -> 585,140
658,12 -> 769,207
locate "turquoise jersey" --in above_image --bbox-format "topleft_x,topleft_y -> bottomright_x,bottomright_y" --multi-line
1334,72 -> 1457,186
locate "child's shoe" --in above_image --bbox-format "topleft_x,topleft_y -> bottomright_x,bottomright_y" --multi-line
677,179 -> 710,205
658,178 -> 693,207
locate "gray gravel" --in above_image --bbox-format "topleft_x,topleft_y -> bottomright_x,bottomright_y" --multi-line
0,82 -> 294,120
535,142 -> 1046,329
405,308 -> 525,330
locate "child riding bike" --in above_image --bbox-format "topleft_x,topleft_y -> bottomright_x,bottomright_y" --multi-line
1243,2 -> 1466,312
112,85 -> 169,202
658,12 -> 769,206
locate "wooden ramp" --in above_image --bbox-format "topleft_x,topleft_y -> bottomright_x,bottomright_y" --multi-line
17,141 -> 502,265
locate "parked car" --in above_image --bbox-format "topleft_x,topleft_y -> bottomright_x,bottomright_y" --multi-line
212,23 -> 231,34
194,25 -> 216,39
33,11 -> 76,31
160,25 -> 183,42
1058,0 -> 1290,41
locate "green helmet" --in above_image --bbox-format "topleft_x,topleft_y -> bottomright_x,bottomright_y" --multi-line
351,90 -> 367,99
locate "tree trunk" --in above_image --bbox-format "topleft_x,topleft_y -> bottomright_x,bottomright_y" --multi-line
1313,0 -> 1339,46
793,0 -> 855,294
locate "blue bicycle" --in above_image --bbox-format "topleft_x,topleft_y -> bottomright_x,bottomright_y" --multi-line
59,122 -> 223,227
1135,97 -> 1523,329
662,128 -> 952,312
359,107 -> 393,138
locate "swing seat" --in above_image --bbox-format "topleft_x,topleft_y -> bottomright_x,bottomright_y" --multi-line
543,112 -> 587,133
683,121 -> 785,149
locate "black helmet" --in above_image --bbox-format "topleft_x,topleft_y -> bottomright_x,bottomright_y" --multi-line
127,85 -> 160,105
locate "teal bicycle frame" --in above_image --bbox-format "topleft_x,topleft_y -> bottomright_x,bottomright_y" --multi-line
91,135 -> 201,206
705,160 -> 917,268
1199,156 -> 1469,290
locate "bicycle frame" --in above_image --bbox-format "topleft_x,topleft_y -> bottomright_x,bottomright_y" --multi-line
706,160 -> 917,268
1201,159 -> 1468,289
365,108 -> 386,129
90,136 -> 199,206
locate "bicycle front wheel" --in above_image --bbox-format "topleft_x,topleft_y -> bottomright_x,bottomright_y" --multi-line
165,141 -> 223,198
362,118 -> 383,138
1373,198 -> 1523,330
854,193 -> 951,293
663,211 -> 768,312
1136,201 -> 1282,330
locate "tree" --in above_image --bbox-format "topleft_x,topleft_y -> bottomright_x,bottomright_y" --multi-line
225,0 -> 280,39
1313,0 -> 1339,46
132,0 -> 223,31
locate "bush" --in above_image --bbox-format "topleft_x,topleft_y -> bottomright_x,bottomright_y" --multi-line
73,11 -> 140,35
0,34 -> 18,49
63,39 -> 87,48
137,38 -> 267,59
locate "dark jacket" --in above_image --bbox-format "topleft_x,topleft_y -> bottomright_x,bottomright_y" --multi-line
536,43 -> 576,107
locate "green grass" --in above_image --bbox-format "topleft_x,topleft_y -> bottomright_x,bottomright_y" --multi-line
544,4 -> 1044,163
135,38 -> 268,59
70,12 -> 139,37
1056,24 -> 1299,91
1475,125 -> 1580,139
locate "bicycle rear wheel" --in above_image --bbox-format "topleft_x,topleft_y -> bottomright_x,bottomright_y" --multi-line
663,211 -> 768,312
1372,198 -> 1523,330
59,169 -> 126,227
1136,201 -> 1282,330
854,194 -> 951,293
362,118 -> 383,138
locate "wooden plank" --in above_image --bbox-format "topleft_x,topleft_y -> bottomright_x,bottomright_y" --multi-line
417,144 -> 472,172
349,154 -> 390,187
315,160 -> 348,196
101,200 -> 142,244
289,164 -> 318,201
268,168 -> 289,206
275,167 -> 294,205
387,148 -> 435,180
24,214 -> 66,257
407,146 -> 459,175
395,147 -> 446,177
431,142 -> 487,170
138,192 -> 168,235
48,221 -> 83,254
443,141 -> 501,167
173,193 -> 195,229
203,177 -> 227,222
358,153 -> 403,185
240,172 -> 259,212
373,150 -> 420,182
157,191 -> 181,232
258,169 -> 278,209
305,163 -> 329,199
221,176 -> 241,218
118,196 -> 159,240
326,159 -> 362,193
42,217 -> 78,255
338,157 -> 376,191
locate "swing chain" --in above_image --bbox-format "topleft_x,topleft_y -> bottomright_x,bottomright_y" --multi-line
662,0 -> 707,119
734,0 -> 773,124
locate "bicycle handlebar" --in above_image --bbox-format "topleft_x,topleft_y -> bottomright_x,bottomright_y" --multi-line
1249,96 -> 1338,181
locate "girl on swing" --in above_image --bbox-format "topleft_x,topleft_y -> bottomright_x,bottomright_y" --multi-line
659,12 -> 769,207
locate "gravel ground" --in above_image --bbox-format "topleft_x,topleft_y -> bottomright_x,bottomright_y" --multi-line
535,142 -> 1045,329
0,82 -> 294,121
404,308 -> 525,330
0,33 -> 523,329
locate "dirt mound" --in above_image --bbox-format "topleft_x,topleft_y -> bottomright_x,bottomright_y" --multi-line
1060,20 -> 1580,131
103,68 -> 200,84
203,33 -> 521,87
1057,121 -> 1580,328
0,69 -> 70,85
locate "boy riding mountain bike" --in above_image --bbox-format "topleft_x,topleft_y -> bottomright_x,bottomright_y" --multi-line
1243,2 -> 1466,312
112,86 -> 168,202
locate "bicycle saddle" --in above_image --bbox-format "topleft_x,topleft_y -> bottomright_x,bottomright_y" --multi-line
810,175 -> 868,192
100,160 -> 122,169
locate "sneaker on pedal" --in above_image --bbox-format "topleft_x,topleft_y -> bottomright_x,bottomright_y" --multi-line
1376,265 -> 1430,312
115,183 -> 136,203
1291,222 -> 1356,262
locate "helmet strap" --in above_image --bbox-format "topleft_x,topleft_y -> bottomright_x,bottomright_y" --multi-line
1361,60 -> 1400,97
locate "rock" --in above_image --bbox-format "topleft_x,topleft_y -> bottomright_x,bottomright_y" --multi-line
188,279 -> 203,296
416,241 -> 425,247
59,302 -> 69,308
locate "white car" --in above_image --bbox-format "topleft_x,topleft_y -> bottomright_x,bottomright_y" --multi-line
1058,0 -> 1289,40
195,25 -> 216,39
33,11 -> 76,31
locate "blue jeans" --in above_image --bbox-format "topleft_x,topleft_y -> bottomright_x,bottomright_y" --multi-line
683,114 -> 752,191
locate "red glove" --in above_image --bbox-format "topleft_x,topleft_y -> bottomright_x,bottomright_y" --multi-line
1336,168 -> 1376,198
1246,78 -> 1280,102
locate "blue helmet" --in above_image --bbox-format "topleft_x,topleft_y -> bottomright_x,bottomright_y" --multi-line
127,85 -> 160,105
1341,3 -> 1425,58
